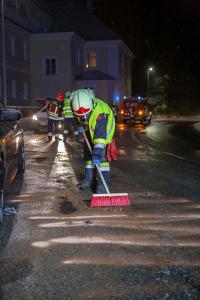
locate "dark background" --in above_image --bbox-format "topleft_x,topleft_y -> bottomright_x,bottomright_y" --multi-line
41,0 -> 200,113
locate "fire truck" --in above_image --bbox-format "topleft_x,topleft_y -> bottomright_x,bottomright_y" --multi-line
119,97 -> 152,126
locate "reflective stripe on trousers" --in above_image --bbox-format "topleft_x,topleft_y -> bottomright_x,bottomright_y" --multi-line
85,160 -> 110,172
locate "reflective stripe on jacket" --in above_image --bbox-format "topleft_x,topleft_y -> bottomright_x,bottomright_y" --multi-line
47,100 -> 62,119
63,98 -> 73,118
88,98 -> 115,145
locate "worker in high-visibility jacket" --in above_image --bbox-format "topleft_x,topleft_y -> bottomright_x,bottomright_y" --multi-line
70,88 -> 115,194
63,91 -> 78,142
47,93 -> 64,141
38,93 -> 63,141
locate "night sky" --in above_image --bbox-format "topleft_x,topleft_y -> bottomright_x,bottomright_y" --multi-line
42,0 -> 200,110
93,0 -> 200,97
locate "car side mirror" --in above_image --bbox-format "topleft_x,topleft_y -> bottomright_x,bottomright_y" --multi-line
0,109 -> 22,121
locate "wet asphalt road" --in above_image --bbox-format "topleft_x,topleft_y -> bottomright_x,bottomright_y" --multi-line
0,120 -> 200,300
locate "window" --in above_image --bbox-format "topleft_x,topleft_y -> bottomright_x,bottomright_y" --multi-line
86,52 -> 96,68
23,42 -> 28,61
11,80 -> 16,98
23,82 -> 28,100
45,57 -> 56,75
10,37 -> 16,57
20,3 -> 28,18
6,0 -> 16,10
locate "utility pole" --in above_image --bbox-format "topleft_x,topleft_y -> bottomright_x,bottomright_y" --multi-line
1,0 -> 7,106
147,67 -> 153,98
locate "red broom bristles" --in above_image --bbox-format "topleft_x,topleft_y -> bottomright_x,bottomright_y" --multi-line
90,193 -> 131,207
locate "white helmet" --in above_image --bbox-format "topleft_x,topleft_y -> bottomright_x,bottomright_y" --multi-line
71,89 -> 95,116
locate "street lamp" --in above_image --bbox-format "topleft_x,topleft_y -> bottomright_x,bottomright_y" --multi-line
147,67 -> 153,98
1,0 -> 7,106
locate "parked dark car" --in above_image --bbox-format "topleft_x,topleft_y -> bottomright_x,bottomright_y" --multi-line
0,102 -> 25,222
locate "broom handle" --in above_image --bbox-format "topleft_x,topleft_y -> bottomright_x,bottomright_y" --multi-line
82,128 -> 110,194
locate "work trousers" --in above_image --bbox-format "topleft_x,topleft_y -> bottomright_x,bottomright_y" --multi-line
83,132 -> 110,192
63,117 -> 76,138
48,119 -> 60,139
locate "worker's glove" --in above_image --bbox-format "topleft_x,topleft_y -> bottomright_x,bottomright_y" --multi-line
93,158 -> 101,166
78,126 -> 84,133
92,147 -> 104,166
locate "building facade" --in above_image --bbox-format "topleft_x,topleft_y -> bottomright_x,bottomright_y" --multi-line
1,1 -> 133,107
30,34 -> 133,105
76,40 -> 133,104
0,0 -> 52,106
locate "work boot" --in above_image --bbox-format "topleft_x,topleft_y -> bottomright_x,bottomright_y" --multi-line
95,184 -> 107,194
77,179 -> 91,190
77,168 -> 93,191
48,136 -> 52,142
96,169 -> 110,194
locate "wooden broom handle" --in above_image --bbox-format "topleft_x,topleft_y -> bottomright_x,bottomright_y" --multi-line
82,128 -> 110,194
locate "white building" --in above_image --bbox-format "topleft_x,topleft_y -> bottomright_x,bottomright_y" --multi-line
1,1 -> 134,106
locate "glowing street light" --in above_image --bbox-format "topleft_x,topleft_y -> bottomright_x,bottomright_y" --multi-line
147,67 -> 153,98
1,0 -> 7,106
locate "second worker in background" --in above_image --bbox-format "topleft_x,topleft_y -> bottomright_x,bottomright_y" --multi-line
63,91 -> 78,142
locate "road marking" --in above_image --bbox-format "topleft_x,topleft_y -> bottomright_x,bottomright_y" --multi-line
32,236 -> 200,248
163,152 -> 186,160
130,130 -> 187,161
29,214 -> 128,220
62,257 -> 200,266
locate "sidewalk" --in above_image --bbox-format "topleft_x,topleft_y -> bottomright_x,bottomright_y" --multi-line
153,114 -> 200,134
153,113 -> 200,122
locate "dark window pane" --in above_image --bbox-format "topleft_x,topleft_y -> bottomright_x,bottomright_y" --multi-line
20,3 -> 28,18
7,0 -> 16,10
51,59 -> 56,74
45,58 -> 56,75
46,59 -> 50,75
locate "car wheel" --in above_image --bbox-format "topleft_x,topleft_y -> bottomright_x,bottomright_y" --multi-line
17,143 -> 25,175
0,161 -> 5,223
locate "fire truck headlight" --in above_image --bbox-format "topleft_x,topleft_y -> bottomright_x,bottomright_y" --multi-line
138,110 -> 143,115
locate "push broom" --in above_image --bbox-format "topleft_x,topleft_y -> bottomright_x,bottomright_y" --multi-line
82,129 -> 131,207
